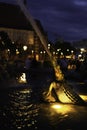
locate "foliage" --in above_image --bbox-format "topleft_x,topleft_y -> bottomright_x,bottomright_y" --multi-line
0,31 -> 16,54
54,40 -> 76,55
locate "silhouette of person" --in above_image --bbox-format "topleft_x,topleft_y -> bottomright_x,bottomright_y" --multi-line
25,55 -> 32,83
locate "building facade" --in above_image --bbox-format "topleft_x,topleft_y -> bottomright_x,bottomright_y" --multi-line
0,2 -> 47,61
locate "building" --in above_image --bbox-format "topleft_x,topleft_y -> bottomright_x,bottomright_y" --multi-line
0,1 -> 47,61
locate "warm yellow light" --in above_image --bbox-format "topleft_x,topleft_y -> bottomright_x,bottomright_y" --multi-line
55,66 -> 64,80
20,89 -> 31,94
18,73 -> 27,83
43,51 -> 46,54
8,49 -> 10,52
52,104 -> 62,109
48,44 -> 50,47
58,90 -> 72,103
79,95 -> 87,102
40,51 -> 42,54
80,48 -> 86,52
23,45 -> 27,51
45,81 -> 73,104
36,54 -> 39,61
51,103 -> 75,114
61,52 -> 63,55
71,50 -> 74,53
32,50 -> 34,53
57,48 -> 61,51
16,49 -> 19,54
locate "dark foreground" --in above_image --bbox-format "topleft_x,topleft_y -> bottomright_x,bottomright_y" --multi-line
0,71 -> 87,130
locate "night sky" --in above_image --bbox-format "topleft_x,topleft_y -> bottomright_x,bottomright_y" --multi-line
0,0 -> 87,42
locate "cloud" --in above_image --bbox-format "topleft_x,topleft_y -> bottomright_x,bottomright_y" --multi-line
27,0 -> 87,42
1,0 -> 87,42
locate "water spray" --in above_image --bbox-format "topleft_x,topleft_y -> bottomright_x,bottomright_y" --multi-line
16,0 -> 64,81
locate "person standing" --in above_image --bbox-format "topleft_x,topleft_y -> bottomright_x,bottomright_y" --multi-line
25,55 -> 32,83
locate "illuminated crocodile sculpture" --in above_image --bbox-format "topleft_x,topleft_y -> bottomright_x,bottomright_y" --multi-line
17,0 -> 85,105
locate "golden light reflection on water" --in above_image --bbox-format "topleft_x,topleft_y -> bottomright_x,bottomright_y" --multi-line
8,88 -> 39,129
51,103 -> 76,114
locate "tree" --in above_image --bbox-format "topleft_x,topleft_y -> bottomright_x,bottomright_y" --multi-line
54,40 -> 76,56
0,31 -> 16,54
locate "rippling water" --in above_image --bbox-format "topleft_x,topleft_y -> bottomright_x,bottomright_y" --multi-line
0,75 -> 87,130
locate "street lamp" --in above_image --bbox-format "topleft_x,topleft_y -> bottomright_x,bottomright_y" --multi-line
23,45 -> 27,51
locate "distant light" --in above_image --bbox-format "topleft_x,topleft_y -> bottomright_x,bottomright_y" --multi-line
23,45 -> 27,51
80,48 -> 84,51
2,41 -> 5,45
71,50 -> 74,53
32,50 -> 34,53
48,44 -> 50,47
61,52 -> 63,55
53,51 -> 55,55
48,44 -> 50,49
43,51 -> 46,54
16,49 -> 19,54
78,54 -> 82,58
80,48 -> 86,53
57,48 -> 61,51
67,49 -> 69,51
40,51 -> 42,54
12,42 -> 14,44
8,49 -> 10,52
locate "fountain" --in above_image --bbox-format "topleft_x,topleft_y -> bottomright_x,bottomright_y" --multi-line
16,0 -> 85,105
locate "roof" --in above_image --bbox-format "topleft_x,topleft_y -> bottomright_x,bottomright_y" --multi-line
0,2 -> 33,30
0,2 -> 45,35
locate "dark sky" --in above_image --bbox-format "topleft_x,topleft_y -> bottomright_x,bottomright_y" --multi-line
1,0 -> 87,42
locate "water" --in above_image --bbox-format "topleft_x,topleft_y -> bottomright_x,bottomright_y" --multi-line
0,75 -> 87,130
